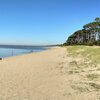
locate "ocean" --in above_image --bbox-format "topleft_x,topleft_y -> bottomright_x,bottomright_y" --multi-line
0,45 -> 49,58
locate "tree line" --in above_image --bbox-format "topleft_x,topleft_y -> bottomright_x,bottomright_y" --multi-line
64,17 -> 100,46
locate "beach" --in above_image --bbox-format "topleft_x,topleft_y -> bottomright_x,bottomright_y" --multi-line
0,46 -> 100,100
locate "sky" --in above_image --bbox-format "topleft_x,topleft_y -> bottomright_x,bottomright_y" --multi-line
0,0 -> 100,45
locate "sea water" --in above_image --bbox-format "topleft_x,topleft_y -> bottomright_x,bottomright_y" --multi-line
0,46 -> 48,58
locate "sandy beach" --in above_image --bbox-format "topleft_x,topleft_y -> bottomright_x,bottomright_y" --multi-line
0,47 -> 99,100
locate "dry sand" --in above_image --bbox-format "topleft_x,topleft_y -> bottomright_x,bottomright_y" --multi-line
0,47 -> 99,100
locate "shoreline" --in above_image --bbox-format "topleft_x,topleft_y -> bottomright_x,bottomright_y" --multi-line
0,46 -> 67,100
0,46 -> 99,100
0,46 -> 66,100
0,46 -> 53,59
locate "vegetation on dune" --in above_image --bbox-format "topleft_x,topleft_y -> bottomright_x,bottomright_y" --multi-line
64,17 -> 100,46
67,46 -> 100,63
66,46 -> 100,93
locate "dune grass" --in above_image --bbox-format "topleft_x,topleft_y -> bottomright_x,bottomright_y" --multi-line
66,46 -> 100,93
67,46 -> 100,63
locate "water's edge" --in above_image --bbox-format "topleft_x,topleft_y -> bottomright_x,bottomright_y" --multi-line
0,46 -> 51,58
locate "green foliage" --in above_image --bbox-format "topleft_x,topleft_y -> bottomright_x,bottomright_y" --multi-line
64,17 -> 100,46
63,42 -> 67,46
86,41 -> 94,46
95,17 -> 100,22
